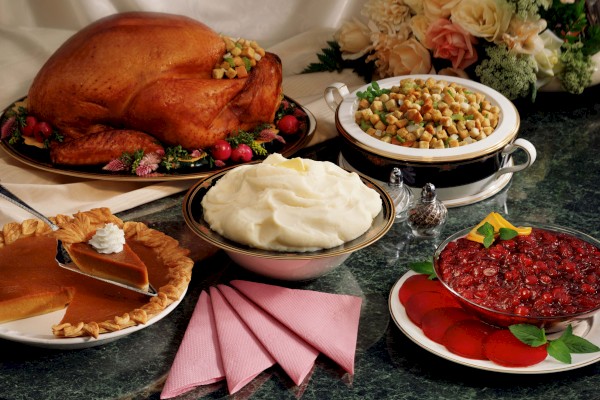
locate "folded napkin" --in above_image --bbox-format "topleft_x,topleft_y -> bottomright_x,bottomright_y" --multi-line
231,280 -> 362,374
216,284 -> 319,386
209,286 -> 276,395
161,291 -> 225,399
161,281 -> 362,398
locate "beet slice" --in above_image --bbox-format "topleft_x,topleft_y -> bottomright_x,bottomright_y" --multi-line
404,291 -> 461,327
483,329 -> 548,367
399,274 -> 447,306
421,307 -> 475,344
441,319 -> 498,360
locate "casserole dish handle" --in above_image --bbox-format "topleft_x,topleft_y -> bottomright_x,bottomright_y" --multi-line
496,138 -> 537,177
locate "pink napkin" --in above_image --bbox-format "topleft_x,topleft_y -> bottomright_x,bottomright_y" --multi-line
160,291 -> 225,399
209,286 -> 276,394
162,281 -> 363,396
216,284 -> 319,385
230,280 -> 362,374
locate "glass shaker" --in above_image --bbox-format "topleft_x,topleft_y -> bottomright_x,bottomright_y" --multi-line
386,167 -> 413,222
407,183 -> 447,238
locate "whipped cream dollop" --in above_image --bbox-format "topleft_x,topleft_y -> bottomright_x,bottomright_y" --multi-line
201,153 -> 383,252
88,222 -> 126,254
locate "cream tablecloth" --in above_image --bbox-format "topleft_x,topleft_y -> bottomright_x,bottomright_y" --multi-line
0,0 -> 368,226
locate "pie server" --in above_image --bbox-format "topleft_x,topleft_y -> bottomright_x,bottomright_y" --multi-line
0,184 -> 158,297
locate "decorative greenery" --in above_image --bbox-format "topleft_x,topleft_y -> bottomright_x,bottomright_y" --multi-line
303,41 -> 375,82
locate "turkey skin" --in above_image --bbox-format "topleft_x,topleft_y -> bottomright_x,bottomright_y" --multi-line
27,12 -> 283,166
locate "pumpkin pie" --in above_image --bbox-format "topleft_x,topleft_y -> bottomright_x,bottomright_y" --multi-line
0,208 -> 193,338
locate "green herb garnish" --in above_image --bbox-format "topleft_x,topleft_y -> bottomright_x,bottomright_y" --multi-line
510,324 -> 600,364
477,222 -> 518,248
408,260 -> 436,279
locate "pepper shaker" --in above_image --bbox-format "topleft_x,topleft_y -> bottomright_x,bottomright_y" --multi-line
407,183 -> 447,238
386,167 -> 413,222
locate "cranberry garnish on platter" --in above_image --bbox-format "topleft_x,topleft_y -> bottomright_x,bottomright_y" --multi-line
397,213 -> 600,368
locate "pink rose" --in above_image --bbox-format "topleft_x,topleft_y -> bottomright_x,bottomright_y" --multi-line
425,19 -> 478,69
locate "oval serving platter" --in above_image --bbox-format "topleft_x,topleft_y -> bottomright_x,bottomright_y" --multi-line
0,96 -> 315,182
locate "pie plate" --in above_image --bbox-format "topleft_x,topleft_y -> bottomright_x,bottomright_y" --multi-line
0,287 -> 186,350
389,271 -> 600,374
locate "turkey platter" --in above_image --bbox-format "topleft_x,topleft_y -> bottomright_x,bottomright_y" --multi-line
18,12 -> 286,168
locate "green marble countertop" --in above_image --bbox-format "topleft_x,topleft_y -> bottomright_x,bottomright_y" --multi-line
2,85 -> 599,400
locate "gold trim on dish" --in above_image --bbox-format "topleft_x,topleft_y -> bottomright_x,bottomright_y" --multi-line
335,102 -> 521,164
182,170 -> 395,260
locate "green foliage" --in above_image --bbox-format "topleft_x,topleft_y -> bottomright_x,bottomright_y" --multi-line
542,0 -> 600,55
475,44 -> 538,101
558,41 -> 594,94
303,40 -> 375,82
505,0 -> 552,19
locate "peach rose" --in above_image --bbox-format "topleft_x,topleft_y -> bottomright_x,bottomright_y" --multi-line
438,67 -> 470,79
423,0 -> 463,20
368,36 -> 432,77
425,18 -> 478,69
335,18 -> 373,59
451,0 -> 512,42
389,38 -> 433,76
410,14 -> 432,44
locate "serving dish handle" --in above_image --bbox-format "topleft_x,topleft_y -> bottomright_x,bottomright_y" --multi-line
324,82 -> 349,111
495,138 -> 537,177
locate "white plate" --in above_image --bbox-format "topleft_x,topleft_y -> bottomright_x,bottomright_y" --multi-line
0,287 -> 187,350
389,271 -> 600,374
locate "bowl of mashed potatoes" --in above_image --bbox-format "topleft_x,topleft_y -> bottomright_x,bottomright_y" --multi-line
325,75 -> 536,204
182,154 -> 395,280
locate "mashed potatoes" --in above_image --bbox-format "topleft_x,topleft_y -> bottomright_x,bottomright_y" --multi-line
201,153 -> 383,252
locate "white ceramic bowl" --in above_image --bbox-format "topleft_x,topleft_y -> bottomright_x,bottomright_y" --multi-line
182,169 -> 395,281
325,75 -> 537,202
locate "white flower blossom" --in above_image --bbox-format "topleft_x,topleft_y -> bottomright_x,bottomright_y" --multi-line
362,0 -> 412,35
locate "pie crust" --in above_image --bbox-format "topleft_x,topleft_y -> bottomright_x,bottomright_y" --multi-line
0,208 -> 193,338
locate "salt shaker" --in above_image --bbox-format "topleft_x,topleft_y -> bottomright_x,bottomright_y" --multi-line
386,167 -> 413,222
407,183 -> 447,238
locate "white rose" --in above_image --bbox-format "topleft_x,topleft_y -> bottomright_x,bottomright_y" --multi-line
404,0 -> 425,14
451,0 -> 512,42
423,0 -> 462,20
335,18 -> 372,60
534,29 -> 564,79
502,18 -> 546,55
362,0 -> 412,34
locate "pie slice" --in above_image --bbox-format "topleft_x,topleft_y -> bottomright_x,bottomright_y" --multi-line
0,208 -> 193,338
64,242 -> 149,291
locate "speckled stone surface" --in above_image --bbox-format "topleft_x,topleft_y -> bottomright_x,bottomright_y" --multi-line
1,85 -> 599,400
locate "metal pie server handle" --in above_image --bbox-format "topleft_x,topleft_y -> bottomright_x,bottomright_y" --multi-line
0,183 -> 157,297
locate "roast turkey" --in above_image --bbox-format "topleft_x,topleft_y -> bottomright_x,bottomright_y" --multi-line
27,12 -> 283,166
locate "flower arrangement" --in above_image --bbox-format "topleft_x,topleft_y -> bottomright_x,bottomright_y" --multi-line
305,0 -> 600,101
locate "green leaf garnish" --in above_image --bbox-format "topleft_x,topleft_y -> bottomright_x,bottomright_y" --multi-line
548,339 -> 572,364
408,260 -> 436,279
477,222 -> 494,237
557,325 -> 600,354
499,227 -> 518,240
477,222 -> 495,248
509,324 -> 546,347
476,222 -> 520,248
509,323 -> 600,364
